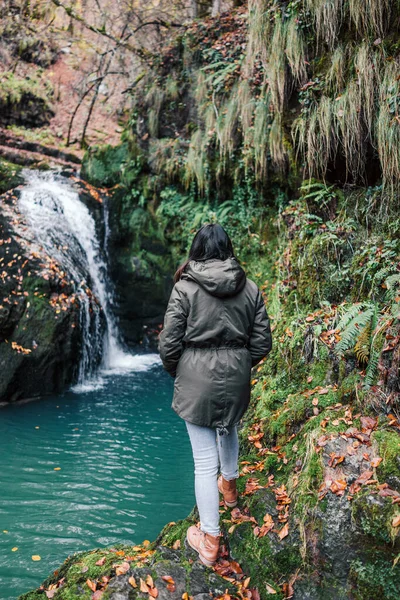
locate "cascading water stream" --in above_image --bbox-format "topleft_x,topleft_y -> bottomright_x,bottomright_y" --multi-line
18,170 -> 160,388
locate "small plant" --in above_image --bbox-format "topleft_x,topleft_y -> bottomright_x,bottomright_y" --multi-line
335,274 -> 400,388
300,179 -> 339,208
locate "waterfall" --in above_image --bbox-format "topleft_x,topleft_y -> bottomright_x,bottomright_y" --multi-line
18,170 -> 160,390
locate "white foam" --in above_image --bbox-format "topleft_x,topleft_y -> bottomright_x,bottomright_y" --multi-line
71,378 -> 106,394
101,352 -> 162,375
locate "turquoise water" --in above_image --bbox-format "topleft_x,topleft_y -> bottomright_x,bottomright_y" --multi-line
0,362 -> 194,600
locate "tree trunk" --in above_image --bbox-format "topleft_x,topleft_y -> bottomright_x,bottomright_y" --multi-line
211,0 -> 221,17
190,0 -> 197,19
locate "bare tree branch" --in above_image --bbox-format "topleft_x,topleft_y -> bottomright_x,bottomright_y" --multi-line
49,0 -> 148,56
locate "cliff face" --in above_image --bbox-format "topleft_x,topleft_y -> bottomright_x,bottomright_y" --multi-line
19,1 -> 400,598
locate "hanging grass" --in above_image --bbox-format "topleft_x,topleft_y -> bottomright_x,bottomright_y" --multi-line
194,71 -> 208,106
268,18 -> 288,112
165,76 -> 180,100
326,45 -> 347,94
269,112 -> 287,173
245,0 -> 272,77
219,92 -> 240,159
335,80 -> 366,181
238,79 -> 255,133
145,84 -> 165,137
285,15 -> 307,85
376,62 -> 400,186
149,138 -> 184,180
348,0 -> 391,37
306,0 -> 343,49
354,42 -> 381,136
184,129 -> 208,194
253,90 -> 271,180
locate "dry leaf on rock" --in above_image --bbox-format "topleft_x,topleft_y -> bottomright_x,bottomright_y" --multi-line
149,586 -> 159,598
115,562 -> 130,576
277,523 -> 289,540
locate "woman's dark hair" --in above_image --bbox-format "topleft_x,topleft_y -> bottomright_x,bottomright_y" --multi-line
174,223 -> 235,282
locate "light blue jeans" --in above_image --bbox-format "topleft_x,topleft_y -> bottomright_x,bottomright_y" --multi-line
185,421 -> 239,536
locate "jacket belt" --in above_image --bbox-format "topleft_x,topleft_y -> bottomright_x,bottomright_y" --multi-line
184,342 -> 248,349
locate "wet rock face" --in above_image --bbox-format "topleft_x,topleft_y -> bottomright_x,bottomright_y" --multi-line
106,196 -> 174,347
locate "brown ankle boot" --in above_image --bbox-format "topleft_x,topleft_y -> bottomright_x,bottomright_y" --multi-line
186,525 -> 220,566
218,475 -> 238,507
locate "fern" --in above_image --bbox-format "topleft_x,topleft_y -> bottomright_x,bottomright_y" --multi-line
300,180 -> 337,206
364,342 -> 380,388
336,302 -> 370,331
371,264 -> 398,293
354,322 -> 371,363
385,273 -> 400,301
336,306 -> 375,355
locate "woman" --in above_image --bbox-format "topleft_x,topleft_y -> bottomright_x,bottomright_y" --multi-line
159,223 -> 272,566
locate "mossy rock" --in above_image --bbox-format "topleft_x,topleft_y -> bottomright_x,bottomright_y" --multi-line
0,159 -> 23,194
351,488 -> 400,546
372,430 -> 400,491
0,72 -> 54,128
81,144 -> 130,188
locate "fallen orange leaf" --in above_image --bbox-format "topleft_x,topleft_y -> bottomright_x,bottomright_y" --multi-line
392,515 -> 400,528
140,578 -> 150,594
95,557 -> 106,566
266,583 -> 277,594
86,579 -> 97,592
278,523 -> 289,540
129,576 -> 137,588
115,562 -> 130,576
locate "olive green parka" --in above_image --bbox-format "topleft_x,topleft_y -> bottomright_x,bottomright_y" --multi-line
159,258 -> 272,429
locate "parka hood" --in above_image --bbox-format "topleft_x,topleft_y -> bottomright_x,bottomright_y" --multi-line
182,258 -> 246,298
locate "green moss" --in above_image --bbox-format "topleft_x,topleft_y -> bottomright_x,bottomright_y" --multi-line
0,159 -> 23,193
156,512 -> 197,548
0,72 -> 53,104
350,554 -> 400,600
228,520 -> 300,599
351,488 -> 399,545
372,430 -> 400,484
337,371 -> 361,403
81,143 -> 130,187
